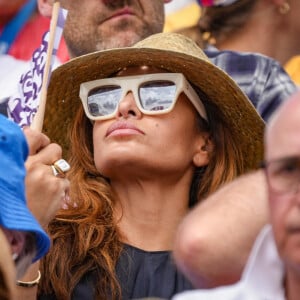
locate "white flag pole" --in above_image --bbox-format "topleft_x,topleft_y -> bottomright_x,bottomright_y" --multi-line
31,1 -> 60,132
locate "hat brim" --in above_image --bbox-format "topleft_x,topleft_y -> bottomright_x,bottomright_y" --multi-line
44,47 -> 264,171
0,184 -> 50,262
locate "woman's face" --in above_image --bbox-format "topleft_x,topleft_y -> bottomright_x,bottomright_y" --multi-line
92,66 -> 209,180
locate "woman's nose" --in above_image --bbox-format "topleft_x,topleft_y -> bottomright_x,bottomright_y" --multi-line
116,91 -> 142,119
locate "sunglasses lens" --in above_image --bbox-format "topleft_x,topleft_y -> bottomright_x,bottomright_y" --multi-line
87,85 -> 121,117
139,81 -> 176,112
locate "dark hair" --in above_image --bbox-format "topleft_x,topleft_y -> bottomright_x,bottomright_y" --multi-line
19,232 -> 37,259
199,0 -> 257,47
189,87 -> 244,206
177,0 -> 257,48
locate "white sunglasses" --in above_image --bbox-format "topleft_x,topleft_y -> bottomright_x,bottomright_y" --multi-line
79,73 -> 207,121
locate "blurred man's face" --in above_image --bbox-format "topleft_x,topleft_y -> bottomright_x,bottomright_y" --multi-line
265,95 -> 300,272
57,0 -> 166,58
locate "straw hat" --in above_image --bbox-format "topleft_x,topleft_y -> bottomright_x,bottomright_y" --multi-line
0,115 -> 50,262
44,32 -> 264,171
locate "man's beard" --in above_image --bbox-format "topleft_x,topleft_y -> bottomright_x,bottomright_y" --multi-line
62,0 -> 165,58
65,17 -> 164,57
94,19 -> 161,51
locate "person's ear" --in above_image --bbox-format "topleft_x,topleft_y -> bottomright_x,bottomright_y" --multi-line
1,228 -> 26,259
193,134 -> 213,167
37,0 -> 54,18
270,0 -> 290,13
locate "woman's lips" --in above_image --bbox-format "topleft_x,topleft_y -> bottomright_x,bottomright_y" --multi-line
106,121 -> 144,137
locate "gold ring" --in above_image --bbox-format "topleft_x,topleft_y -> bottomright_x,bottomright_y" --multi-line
51,165 -> 60,177
53,159 -> 70,174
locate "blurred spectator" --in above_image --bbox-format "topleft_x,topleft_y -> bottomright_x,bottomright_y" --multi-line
0,113 -> 68,298
177,0 -> 300,84
0,0 -> 68,102
0,114 -> 50,280
0,0 -> 68,61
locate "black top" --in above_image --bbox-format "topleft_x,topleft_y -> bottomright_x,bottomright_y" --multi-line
39,244 -> 194,300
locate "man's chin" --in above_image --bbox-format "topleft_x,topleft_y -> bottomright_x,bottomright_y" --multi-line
97,31 -> 145,50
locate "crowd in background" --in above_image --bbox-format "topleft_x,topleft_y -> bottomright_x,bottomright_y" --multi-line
0,1 -> 300,299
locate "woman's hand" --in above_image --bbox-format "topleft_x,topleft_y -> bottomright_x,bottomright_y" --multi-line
23,127 -> 70,228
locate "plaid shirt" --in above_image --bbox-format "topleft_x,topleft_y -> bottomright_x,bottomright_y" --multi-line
205,45 -> 297,122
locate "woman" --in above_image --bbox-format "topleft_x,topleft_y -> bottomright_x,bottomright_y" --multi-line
34,32 -> 264,299
179,0 -> 300,84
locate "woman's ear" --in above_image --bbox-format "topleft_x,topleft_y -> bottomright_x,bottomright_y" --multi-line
193,135 -> 213,167
37,0 -> 54,18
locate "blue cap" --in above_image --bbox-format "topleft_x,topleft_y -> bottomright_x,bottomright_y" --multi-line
0,115 -> 50,262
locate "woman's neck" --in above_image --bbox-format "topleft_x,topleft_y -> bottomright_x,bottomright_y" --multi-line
112,176 -> 192,251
